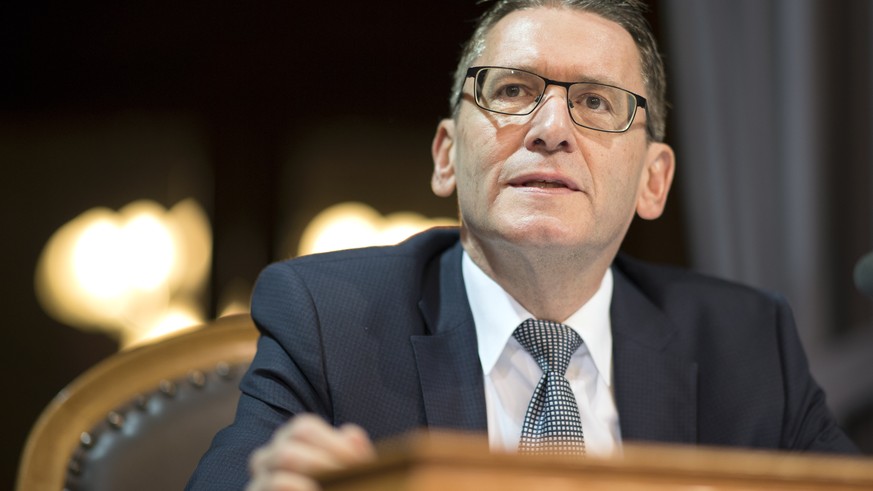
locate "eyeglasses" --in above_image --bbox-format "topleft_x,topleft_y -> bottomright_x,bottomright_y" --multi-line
461,66 -> 647,134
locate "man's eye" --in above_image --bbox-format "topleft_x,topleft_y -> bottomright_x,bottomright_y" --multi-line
500,84 -> 524,98
585,95 -> 606,110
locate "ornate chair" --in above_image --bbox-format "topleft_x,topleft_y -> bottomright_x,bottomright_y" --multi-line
16,314 -> 259,491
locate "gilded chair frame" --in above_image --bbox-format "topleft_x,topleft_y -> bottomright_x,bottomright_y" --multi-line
16,314 -> 258,491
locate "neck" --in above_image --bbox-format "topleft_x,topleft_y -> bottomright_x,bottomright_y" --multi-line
461,232 -> 615,322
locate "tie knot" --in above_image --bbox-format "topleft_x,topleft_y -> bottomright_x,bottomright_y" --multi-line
513,319 -> 582,375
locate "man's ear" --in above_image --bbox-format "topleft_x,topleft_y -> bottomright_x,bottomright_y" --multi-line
431,118 -> 457,198
636,141 -> 675,220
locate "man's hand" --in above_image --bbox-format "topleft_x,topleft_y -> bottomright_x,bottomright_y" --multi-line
246,414 -> 377,491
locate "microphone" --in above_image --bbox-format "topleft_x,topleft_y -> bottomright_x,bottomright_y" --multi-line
855,251 -> 873,298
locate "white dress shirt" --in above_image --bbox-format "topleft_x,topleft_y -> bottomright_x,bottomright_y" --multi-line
462,252 -> 622,456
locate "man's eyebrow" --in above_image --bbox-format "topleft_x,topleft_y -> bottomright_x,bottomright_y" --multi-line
563,72 -> 627,87
505,63 -> 629,88
484,61 -> 635,90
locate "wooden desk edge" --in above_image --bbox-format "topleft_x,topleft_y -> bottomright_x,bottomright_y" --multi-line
318,431 -> 873,489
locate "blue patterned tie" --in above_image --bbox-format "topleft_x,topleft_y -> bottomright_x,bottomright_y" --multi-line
513,318 -> 586,455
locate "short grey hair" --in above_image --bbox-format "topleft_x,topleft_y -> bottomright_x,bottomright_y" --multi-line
450,0 -> 667,141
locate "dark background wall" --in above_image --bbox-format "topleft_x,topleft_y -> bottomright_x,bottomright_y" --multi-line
1,1 -> 868,488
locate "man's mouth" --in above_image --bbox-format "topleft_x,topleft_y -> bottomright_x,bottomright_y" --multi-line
521,179 -> 568,189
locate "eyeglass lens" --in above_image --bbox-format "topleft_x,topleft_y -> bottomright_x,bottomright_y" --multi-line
473,67 -> 637,132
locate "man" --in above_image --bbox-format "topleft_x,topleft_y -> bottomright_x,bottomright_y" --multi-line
188,1 -> 857,489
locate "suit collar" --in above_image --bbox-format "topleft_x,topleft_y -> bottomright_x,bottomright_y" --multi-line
611,264 -> 699,445
413,240 -> 488,432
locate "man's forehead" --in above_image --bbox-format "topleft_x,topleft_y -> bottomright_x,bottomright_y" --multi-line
475,7 -> 644,90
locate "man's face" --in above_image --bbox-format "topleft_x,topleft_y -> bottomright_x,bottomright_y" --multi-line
432,7 -> 674,262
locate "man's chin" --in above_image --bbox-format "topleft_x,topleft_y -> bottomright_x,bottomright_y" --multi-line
495,223 -> 592,250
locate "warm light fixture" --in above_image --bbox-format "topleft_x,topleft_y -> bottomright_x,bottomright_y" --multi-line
297,202 -> 457,256
35,199 -> 212,348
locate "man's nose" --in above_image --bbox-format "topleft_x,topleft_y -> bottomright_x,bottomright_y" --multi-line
523,87 -> 577,153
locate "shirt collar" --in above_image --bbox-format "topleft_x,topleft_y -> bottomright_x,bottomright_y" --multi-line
462,251 -> 614,386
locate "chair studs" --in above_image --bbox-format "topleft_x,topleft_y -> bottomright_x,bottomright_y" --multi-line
68,457 -> 82,476
79,431 -> 94,449
107,411 -> 125,429
159,379 -> 177,397
134,393 -> 149,410
216,361 -> 231,378
189,370 -> 207,388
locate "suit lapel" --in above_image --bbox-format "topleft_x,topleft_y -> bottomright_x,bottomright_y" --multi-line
611,266 -> 699,445
408,240 -> 698,442
412,242 -> 488,432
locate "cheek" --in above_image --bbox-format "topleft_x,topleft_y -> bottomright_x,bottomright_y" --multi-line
458,112 -> 524,163
455,122 -> 507,189
588,144 -> 647,206
491,123 -> 525,161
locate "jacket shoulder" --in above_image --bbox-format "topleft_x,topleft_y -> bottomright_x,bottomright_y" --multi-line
252,227 -> 460,311
613,253 -> 785,311
270,227 -> 458,271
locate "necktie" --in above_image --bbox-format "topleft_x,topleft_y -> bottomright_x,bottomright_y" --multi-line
513,318 -> 586,455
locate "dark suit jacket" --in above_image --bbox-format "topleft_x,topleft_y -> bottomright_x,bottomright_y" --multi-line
187,228 -> 857,490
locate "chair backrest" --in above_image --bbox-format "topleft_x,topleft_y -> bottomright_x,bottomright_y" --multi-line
16,314 -> 259,491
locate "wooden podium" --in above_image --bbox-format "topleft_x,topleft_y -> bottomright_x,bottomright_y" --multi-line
318,432 -> 873,491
